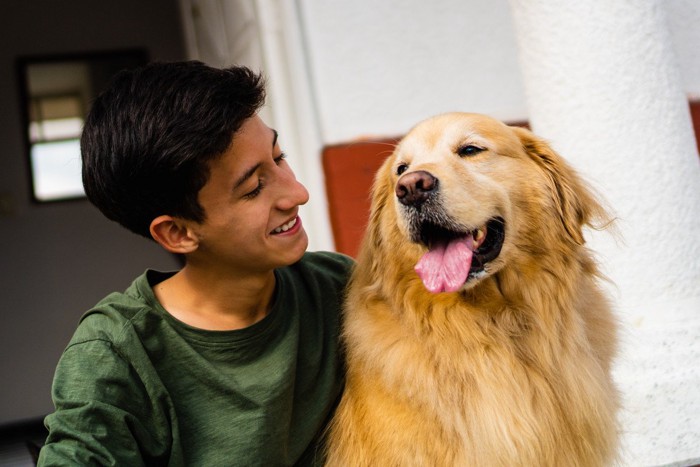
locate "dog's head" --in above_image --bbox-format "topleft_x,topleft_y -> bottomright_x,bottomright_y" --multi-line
364,112 -> 607,294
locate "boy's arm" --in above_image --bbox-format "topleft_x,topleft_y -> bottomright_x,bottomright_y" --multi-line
38,339 -> 171,466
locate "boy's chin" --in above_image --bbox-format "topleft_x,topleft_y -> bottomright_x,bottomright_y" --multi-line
282,231 -> 309,265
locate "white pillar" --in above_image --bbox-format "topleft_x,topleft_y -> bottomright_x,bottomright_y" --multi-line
509,1 -> 700,465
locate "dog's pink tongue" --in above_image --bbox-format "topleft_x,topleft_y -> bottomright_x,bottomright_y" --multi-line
415,236 -> 474,293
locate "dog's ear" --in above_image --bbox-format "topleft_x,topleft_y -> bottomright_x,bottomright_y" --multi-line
363,156 -> 396,247
511,126 -> 608,245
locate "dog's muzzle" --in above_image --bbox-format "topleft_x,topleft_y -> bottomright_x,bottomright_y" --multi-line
395,170 -> 505,291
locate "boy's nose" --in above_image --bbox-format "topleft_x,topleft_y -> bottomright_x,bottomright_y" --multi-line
292,179 -> 310,207
277,173 -> 309,211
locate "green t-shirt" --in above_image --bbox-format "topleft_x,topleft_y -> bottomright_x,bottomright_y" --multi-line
38,251 -> 353,466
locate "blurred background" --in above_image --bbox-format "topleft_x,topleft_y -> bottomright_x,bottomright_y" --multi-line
1,0 -> 698,465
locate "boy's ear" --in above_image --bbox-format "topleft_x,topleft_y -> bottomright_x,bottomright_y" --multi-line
149,215 -> 199,254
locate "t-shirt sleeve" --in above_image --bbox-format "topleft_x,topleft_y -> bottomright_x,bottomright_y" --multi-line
38,339 -> 170,466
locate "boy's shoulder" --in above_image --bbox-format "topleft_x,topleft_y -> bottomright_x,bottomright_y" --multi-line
68,270 -> 167,347
296,250 -> 355,272
288,251 -> 355,283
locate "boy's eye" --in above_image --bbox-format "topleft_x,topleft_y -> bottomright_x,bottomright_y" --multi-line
244,180 -> 264,199
274,152 -> 287,165
242,154 -> 286,199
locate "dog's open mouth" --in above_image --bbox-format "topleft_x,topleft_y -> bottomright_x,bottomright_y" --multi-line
414,217 -> 505,293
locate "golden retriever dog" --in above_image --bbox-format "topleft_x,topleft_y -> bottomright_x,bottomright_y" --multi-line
325,113 -> 619,466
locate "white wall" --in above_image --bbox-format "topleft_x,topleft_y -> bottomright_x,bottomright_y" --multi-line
298,0 -> 529,144
666,0 -> 700,97
299,0 -> 700,144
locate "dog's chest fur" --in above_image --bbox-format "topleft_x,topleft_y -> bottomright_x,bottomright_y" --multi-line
327,266 -> 618,467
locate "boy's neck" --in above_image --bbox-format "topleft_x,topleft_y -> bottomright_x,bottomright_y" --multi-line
153,265 -> 277,331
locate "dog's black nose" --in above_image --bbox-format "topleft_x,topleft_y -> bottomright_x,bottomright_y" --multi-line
396,171 -> 438,207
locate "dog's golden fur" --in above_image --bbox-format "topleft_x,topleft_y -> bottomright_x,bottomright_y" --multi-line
325,113 -> 619,466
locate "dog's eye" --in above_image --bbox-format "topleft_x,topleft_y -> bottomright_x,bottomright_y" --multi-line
457,145 -> 485,157
396,163 -> 409,175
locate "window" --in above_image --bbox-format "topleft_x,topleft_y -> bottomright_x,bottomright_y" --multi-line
17,49 -> 148,202
28,93 -> 85,201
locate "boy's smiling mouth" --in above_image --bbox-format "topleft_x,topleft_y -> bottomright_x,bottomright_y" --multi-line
271,216 -> 300,234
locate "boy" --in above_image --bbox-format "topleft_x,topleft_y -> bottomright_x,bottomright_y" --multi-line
38,61 -> 353,466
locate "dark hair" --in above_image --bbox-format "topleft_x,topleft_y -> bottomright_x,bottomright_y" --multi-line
81,60 -> 266,238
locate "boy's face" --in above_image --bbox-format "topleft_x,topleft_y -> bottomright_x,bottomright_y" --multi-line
189,115 -> 310,274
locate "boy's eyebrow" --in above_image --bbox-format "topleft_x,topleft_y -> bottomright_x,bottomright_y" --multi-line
233,129 -> 279,190
234,162 -> 261,190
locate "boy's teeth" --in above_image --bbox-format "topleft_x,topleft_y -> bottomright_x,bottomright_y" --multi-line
273,217 -> 297,233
